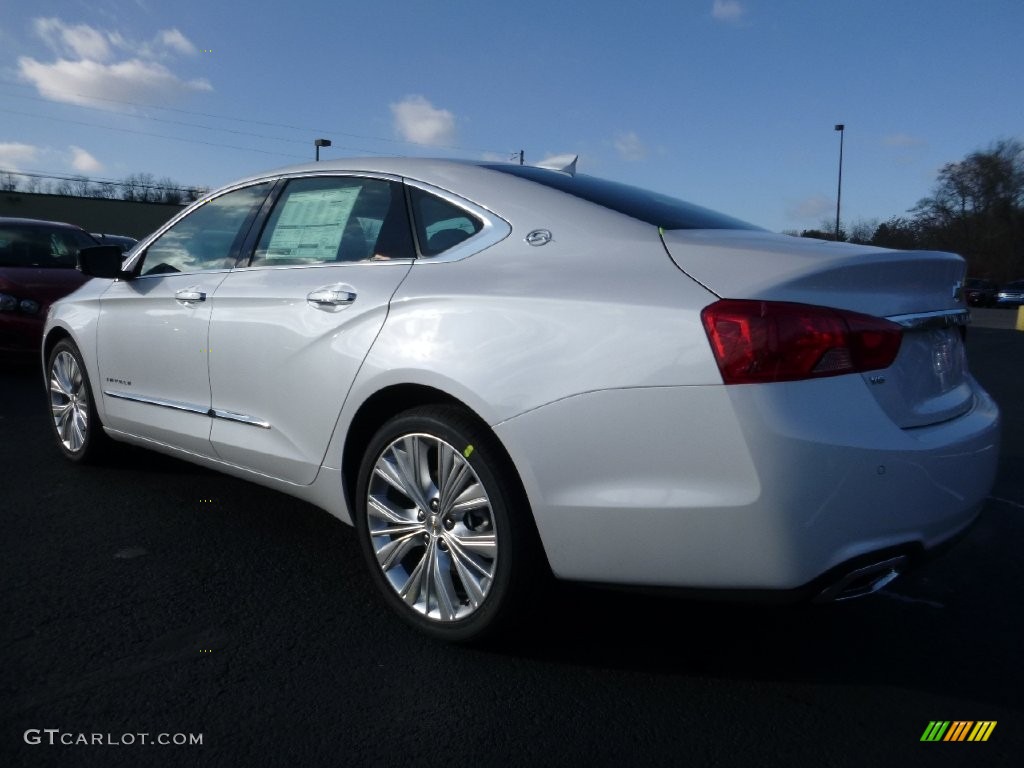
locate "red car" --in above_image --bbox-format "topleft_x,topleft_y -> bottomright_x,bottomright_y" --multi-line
0,217 -> 97,357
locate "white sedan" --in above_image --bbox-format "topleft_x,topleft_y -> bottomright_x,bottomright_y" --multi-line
44,158 -> 1000,641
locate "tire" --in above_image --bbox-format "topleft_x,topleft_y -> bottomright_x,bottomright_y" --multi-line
354,405 -> 537,642
46,338 -> 109,463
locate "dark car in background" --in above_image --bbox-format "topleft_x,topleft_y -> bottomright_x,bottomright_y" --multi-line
0,217 -> 96,356
91,233 -> 138,252
964,277 -> 998,307
994,280 -> 1024,307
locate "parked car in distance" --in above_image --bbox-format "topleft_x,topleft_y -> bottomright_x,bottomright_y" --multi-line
994,279 -> 1024,307
0,217 -> 96,357
43,158 -> 1001,642
91,233 -> 138,252
964,277 -> 998,307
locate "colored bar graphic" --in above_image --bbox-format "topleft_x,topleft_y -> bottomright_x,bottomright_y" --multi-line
968,722 -> 997,742
921,721 -> 949,741
921,720 -> 996,742
944,721 -> 973,741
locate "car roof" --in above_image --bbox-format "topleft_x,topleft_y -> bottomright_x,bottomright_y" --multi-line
223,157 -> 502,191
0,216 -> 90,232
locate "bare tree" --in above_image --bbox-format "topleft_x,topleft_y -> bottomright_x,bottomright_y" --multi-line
69,175 -> 92,197
183,186 -> 209,203
847,218 -> 879,245
155,176 -> 183,204
120,173 -> 158,201
0,172 -> 18,191
912,139 -> 1024,278
870,217 -> 921,250
92,181 -> 118,199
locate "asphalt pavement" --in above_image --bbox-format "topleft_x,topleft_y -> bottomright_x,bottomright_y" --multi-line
2,327 -> 1022,768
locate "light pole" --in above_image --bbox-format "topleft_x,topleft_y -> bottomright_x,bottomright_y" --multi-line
314,138 -> 332,162
834,124 -> 844,241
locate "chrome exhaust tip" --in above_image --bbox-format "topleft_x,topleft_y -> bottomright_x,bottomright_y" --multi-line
814,555 -> 909,603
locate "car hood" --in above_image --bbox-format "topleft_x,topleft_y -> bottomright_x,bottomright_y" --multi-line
660,229 -> 965,318
0,266 -> 90,305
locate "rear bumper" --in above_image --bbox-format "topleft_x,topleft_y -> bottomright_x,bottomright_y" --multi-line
494,378 -> 1000,591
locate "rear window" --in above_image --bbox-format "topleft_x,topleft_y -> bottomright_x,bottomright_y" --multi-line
482,164 -> 762,231
0,224 -> 97,268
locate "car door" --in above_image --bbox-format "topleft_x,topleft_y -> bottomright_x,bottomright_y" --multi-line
207,174 -> 416,483
96,182 -> 272,453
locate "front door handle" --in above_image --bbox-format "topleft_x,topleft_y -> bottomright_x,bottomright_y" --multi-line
307,285 -> 357,308
175,289 -> 206,303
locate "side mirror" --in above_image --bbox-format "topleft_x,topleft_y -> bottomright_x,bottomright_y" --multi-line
77,245 -> 133,279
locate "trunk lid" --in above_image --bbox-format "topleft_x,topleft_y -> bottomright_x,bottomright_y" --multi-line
662,230 -> 973,428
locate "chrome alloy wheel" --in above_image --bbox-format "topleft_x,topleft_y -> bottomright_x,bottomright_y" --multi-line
366,433 -> 498,622
49,350 -> 90,453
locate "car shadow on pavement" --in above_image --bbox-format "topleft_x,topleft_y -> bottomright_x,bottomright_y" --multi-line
483,504 -> 1021,713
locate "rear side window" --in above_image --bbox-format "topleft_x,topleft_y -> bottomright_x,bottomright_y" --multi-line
408,187 -> 483,256
482,164 -> 762,231
252,177 -> 414,265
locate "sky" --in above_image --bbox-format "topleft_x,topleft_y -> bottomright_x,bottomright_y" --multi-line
0,0 -> 1021,233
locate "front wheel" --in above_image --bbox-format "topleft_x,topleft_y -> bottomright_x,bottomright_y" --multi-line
354,406 -> 536,642
47,338 -> 109,463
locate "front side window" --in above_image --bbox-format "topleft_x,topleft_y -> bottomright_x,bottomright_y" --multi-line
251,177 -> 414,266
408,187 -> 483,256
139,183 -> 271,276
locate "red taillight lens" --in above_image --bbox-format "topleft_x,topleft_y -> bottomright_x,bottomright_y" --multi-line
700,299 -> 903,384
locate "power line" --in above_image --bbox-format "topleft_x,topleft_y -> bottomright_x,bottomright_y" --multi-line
0,79 -> 516,157
0,107 -> 312,160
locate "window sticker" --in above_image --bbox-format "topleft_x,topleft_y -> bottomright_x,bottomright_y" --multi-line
264,186 -> 360,263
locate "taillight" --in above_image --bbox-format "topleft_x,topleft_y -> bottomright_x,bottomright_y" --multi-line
700,299 -> 903,384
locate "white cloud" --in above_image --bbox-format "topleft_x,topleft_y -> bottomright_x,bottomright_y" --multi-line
157,29 -> 197,56
883,133 -> 926,148
786,195 -> 834,221
19,56 -> 211,108
390,95 -> 456,146
0,142 -> 40,171
70,146 -> 103,172
712,0 -> 745,22
35,18 -> 114,61
614,131 -> 647,161
19,18 -> 207,108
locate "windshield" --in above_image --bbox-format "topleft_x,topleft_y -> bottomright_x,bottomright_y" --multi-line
0,224 -> 98,268
482,164 -> 762,231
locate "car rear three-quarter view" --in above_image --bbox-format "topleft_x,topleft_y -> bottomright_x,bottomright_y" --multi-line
43,158 -> 1001,642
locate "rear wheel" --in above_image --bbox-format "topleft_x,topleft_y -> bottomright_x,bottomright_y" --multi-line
354,406 -> 536,642
47,339 -> 109,463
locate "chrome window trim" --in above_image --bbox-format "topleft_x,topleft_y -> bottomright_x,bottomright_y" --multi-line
124,172 -> 510,274
402,178 -> 512,264
887,309 -> 971,330
105,390 -> 271,429
233,259 -> 415,272
130,267 -> 236,281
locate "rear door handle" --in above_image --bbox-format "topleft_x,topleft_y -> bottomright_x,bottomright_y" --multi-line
307,284 -> 357,308
175,289 -> 206,303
